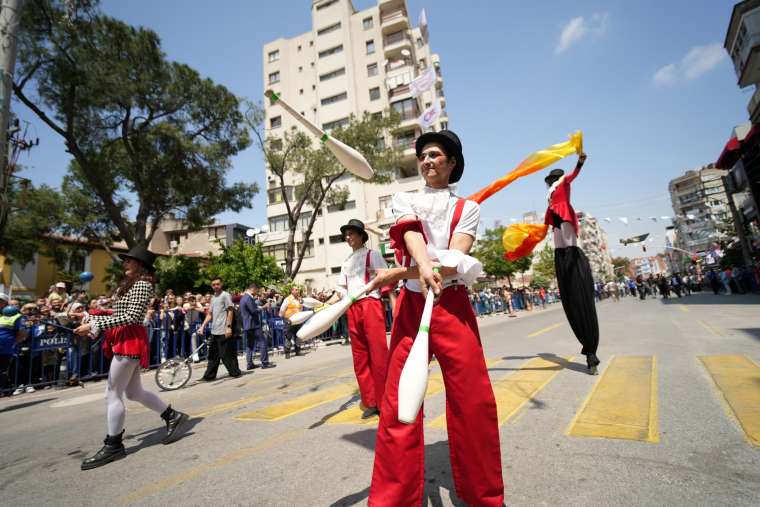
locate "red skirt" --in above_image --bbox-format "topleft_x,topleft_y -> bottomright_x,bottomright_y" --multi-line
102,324 -> 150,368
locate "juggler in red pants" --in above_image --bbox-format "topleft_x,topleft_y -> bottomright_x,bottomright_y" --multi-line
369,285 -> 504,507
346,297 -> 389,409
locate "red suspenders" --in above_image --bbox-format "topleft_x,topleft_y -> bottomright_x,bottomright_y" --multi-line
364,250 -> 371,283
449,198 -> 466,247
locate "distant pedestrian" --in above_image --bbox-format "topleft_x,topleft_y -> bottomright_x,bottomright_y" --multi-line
200,277 -> 242,380
240,284 -> 275,370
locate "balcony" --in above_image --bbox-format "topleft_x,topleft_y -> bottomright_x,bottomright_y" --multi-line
383,31 -> 412,58
735,31 -> 760,88
380,8 -> 409,34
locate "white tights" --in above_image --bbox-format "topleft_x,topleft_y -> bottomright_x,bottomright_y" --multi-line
106,356 -> 168,436
553,223 -> 577,248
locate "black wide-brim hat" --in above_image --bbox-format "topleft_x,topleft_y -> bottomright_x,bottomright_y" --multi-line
415,129 -> 465,184
119,245 -> 157,272
544,168 -> 565,184
340,219 -> 369,243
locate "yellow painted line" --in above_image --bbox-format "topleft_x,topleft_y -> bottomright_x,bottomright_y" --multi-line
428,356 -> 569,429
528,322 -> 563,337
328,358 -> 501,426
678,305 -> 689,313
121,429 -> 304,504
235,381 -> 357,421
567,356 -> 659,443
697,320 -> 726,337
699,355 -> 760,447
193,366 -> 355,418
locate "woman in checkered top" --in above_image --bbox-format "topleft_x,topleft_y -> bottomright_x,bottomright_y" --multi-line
74,246 -> 190,470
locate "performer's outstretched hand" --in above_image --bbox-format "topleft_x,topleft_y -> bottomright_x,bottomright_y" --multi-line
577,152 -> 587,167
368,268 -> 398,294
419,264 -> 442,301
74,323 -> 92,336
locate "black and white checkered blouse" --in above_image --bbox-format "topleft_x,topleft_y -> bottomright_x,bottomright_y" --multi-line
90,280 -> 154,334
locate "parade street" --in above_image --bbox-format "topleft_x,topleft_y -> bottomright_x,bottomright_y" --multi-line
2,294 -> 759,507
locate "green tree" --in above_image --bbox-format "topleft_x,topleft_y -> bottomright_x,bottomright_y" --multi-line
200,240 -> 284,293
247,101 -> 402,279
155,255 -> 202,295
532,243 -> 555,287
471,226 -> 533,288
14,0 -> 257,249
611,256 -> 632,279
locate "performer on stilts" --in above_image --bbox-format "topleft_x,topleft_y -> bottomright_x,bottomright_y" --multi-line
325,219 -> 389,419
74,246 -> 190,470
543,153 -> 601,374
366,130 -> 504,506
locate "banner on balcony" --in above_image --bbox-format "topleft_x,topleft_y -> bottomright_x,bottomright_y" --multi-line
418,99 -> 441,129
410,67 -> 436,98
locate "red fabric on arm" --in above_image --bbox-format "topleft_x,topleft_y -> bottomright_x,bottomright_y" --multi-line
389,220 -> 427,266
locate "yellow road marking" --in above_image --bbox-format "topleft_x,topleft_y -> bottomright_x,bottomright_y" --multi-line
121,429 -> 304,504
678,305 -> 689,313
428,356 -> 569,429
235,382 -> 357,421
528,323 -> 563,337
193,366 -> 355,418
327,358 -> 501,426
697,320 -> 726,337
567,356 -> 659,443
699,355 -> 760,447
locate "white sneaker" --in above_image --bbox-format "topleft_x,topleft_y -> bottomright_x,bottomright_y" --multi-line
25,386 -> 35,393
12,385 -> 25,396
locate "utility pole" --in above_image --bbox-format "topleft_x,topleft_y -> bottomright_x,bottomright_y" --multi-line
0,0 -> 23,240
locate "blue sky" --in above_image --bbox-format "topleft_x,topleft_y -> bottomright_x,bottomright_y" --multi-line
14,0 -> 748,259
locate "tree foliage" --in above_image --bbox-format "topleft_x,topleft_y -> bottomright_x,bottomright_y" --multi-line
531,243 -> 555,287
611,256 -> 632,278
247,100 -> 402,278
472,226 -> 533,287
155,255 -> 203,295
14,0 -> 257,249
200,240 -> 284,293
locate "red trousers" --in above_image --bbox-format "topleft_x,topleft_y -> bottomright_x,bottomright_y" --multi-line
369,286 -> 504,507
347,297 -> 389,409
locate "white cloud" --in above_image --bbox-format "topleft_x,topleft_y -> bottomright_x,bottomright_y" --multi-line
653,43 -> 727,86
556,13 -> 609,54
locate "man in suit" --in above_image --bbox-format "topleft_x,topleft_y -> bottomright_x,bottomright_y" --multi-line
240,284 -> 275,370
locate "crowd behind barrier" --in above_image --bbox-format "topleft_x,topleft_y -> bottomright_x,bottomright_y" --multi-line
3,265 -> 759,396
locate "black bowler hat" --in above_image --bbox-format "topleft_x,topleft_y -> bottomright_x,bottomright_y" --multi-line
340,219 -> 369,243
119,245 -> 157,272
415,129 -> 465,184
544,168 -> 565,184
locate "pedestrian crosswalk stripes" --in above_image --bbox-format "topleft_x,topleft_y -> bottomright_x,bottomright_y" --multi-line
235,382 -> 358,421
428,356 -> 572,429
699,355 -> 760,447
566,356 -> 659,443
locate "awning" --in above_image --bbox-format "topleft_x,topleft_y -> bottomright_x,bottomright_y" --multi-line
715,123 -> 760,169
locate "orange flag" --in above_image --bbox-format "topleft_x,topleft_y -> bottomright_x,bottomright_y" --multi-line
502,223 -> 549,261
468,131 -> 583,204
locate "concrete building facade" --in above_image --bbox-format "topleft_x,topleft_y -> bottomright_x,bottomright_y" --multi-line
577,211 -> 614,281
668,165 -> 731,255
261,0 -> 448,290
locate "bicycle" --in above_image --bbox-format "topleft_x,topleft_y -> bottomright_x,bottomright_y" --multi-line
154,336 -> 207,391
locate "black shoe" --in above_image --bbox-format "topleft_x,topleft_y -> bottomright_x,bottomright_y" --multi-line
200,376 -> 216,382
229,372 -> 242,378
586,354 -> 600,375
161,405 -> 190,445
246,364 -> 256,370
294,351 -> 306,357
81,431 -> 126,470
261,363 -> 277,369
361,407 -> 379,419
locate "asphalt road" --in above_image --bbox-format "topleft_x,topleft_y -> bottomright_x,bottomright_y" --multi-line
1,292 -> 759,507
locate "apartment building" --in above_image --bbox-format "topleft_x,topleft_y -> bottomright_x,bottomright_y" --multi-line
668,165 -> 731,255
261,0 -> 448,290
577,211 -> 614,281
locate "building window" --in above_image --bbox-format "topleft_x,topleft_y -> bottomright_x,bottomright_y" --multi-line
310,40 -> 314,47
297,44 -> 302,52
319,67 -> 346,81
391,97 -> 419,121
363,17 -> 373,30
366,40 -> 375,54
322,117 -> 349,131
367,62 -> 378,76
269,138 -> 283,151
329,234 -> 345,244
270,116 -> 282,129
321,92 -> 347,106
369,87 -> 381,101
316,0 -> 338,11
268,71 -> 280,84
331,266 -> 342,274
440,121 -> 448,130
268,50 -> 280,62
298,66 -> 302,72
393,129 -> 416,148
318,44 -> 343,58
379,195 -> 392,211
419,58 -> 426,69
267,186 -> 294,204
317,22 -> 341,36
416,37 -> 423,48
299,88 -> 304,95
327,200 -> 356,213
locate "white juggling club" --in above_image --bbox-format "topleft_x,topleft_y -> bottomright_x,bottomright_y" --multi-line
287,310 -> 314,325
397,289 -> 435,424
301,297 -> 323,309
265,90 -> 374,180
296,282 -> 372,340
